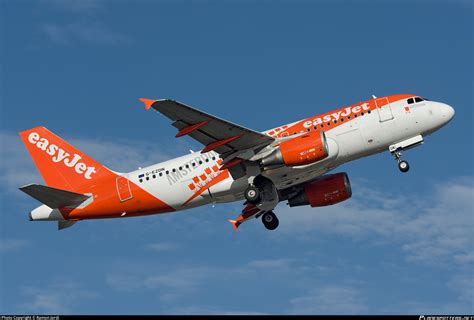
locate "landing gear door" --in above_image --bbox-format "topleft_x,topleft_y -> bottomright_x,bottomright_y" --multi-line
375,97 -> 394,122
116,175 -> 133,202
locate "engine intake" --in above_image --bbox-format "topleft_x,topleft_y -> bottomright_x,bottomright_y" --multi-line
262,131 -> 329,167
288,172 -> 352,207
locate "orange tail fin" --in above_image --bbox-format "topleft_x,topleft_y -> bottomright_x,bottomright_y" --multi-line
19,126 -> 114,191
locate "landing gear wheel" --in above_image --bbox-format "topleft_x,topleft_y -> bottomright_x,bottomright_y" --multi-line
262,211 -> 279,230
398,160 -> 410,173
392,150 -> 410,173
245,185 -> 261,204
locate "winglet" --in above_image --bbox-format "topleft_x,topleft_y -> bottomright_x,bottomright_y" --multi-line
139,98 -> 156,110
228,219 -> 239,231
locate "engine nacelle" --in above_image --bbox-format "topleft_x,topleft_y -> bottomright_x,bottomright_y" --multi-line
262,131 -> 329,167
288,172 -> 352,207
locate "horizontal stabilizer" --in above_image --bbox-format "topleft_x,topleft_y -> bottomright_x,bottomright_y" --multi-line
19,184 -> 90,208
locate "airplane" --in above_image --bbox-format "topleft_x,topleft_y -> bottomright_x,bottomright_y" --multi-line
19,94 -> 455,231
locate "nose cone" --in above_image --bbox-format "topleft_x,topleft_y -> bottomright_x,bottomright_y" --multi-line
440,103 -> 455,123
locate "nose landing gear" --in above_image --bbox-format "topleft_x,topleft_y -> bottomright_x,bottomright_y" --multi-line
389,135 -> 424,173
398,160 -> 409,172
392,150 -> 410,173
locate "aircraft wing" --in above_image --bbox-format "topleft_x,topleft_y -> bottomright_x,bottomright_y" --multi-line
140,98 -> 275,159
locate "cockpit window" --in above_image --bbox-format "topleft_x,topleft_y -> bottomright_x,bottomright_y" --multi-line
415,97 -> 424,103
407,98 -> 414,104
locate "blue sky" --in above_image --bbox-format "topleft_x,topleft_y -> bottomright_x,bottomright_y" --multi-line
1,0 -> 472,315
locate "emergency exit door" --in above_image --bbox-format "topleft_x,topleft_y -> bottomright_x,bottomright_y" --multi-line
116,175 -> 133,202
375,97 -> 394,122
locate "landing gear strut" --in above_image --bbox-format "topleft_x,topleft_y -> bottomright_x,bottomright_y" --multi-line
392,150 -> 410,173
262,211 -> 279,230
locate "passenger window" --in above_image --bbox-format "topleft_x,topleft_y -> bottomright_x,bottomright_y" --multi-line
341,118 -> 344,122
361,112 -> 364,116
333,120 -> 337,124
199,161 -> 202,164
415,97 -> 423,103
152,175 -> 156,179
166,170 -> 169,174
320,124 -> 324,128
407,98 -> 414,104
159,172 -> 163,177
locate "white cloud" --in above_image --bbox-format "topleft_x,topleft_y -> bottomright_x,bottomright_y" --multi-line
104,273 -> 142,293
276,178 -> 474,267
41,22 -> 128,46
19,279 -> 97,314
0,239 -> 29,253
105,265 -> 230,308
42,0 -> 104,13
447,273 -> 473,306
106,266 -> 213,302
0,133 -> 42,191
144,242 -> 180,252
167,305 -> 268,315
38,0 -> 127,46
247,258 -> 294,269
290,285 -> 368,315
390,272 -> 474,314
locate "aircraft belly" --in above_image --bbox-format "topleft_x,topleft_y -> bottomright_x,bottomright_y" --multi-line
265,165 -> 332,190
208,176 -> 247,203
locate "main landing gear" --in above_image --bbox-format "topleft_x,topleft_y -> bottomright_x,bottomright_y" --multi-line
244,185 -> 261,204
392,150 -> 410,173
244,176 -> 280,230
262,211 -> 279,230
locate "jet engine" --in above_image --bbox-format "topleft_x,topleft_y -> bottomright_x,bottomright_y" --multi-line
288,172 -> 352,207
261,131 -> 329,167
